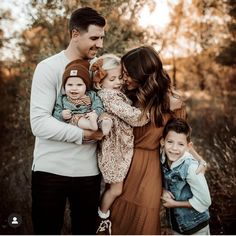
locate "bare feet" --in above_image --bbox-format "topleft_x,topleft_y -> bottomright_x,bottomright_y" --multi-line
77,111 -> 98,130
87,111 -> 98,131
101,118 -> 113,135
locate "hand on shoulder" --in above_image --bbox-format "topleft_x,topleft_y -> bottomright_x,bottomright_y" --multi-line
169,92 -> 183,111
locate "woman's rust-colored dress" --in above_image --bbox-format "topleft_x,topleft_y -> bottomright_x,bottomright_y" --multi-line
111,106 -> 186,235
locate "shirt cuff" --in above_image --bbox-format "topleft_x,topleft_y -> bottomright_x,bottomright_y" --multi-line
189,197 -> 208,213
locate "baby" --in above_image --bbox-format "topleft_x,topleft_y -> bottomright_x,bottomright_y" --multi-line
53,59 -> 112,134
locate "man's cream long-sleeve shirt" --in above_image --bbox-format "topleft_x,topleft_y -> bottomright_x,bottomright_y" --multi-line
30,51 -> 99,177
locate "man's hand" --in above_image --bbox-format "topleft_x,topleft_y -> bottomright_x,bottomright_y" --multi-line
83,129 -> 104,142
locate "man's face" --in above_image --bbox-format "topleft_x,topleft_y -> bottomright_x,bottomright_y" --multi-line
72,25 -> 105,59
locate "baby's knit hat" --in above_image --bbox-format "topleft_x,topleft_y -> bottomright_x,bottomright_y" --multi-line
62,59 -> 92,90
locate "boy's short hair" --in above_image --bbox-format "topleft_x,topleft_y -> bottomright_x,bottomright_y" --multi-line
163,118 -> 192,142
69,7 -> 106,37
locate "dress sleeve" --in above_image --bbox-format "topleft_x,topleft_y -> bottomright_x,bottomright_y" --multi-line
173,103 -> 187,120
30,61 -> 83,144
99,89 -> 149,127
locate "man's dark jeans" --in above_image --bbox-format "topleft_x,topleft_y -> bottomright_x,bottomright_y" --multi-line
32,171 -> 101,235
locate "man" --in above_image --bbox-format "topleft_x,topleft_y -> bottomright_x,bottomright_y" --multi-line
30,7 -> 106,234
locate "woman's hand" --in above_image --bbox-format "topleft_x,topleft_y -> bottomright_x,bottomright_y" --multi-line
196,160 -> 207,174
188,143 -> 207,174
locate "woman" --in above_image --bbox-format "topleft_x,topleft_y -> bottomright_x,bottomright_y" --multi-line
110,46 -> 205,235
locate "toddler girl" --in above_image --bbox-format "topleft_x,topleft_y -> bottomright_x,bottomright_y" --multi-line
90,54 -> 149,234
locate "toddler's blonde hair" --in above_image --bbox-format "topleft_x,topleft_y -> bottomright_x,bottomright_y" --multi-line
90,54 -> 121,90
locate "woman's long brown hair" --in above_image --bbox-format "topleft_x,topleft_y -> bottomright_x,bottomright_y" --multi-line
122,46 -> 171,127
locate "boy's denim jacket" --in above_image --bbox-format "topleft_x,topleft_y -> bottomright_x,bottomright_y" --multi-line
161,152 -> 211,234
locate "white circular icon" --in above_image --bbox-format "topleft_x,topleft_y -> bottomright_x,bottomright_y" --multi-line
8,213 -> 22,228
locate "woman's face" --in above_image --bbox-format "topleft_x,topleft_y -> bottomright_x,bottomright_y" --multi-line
122,65 -> 139,91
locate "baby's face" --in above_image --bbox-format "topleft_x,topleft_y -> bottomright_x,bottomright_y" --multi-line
102,65 -> 123,90
163,131 -> 189,163
65,77 -> 86,99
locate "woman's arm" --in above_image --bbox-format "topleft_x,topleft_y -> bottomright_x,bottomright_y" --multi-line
188,145 -> 207,174
170,93 -> 207,174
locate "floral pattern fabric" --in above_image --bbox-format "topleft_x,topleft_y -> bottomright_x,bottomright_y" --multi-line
97,89 -> 149,183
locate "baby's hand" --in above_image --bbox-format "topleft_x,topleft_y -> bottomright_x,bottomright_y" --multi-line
62,109 -> 72,120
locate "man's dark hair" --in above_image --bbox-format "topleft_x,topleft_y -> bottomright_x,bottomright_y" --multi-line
163,118 -> 192,142
69,7 -> 106,37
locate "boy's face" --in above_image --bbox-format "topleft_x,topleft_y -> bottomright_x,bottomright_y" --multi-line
162,131 -> 190,163
102,65 -> 123,90
65,77 -> 86,99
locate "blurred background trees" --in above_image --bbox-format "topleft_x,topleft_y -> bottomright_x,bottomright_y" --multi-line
0,0 -> 235,234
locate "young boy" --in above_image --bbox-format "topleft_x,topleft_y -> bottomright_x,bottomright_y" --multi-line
161,118 -> 211,235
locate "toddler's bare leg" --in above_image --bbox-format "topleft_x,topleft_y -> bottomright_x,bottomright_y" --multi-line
100,182 -> 123,214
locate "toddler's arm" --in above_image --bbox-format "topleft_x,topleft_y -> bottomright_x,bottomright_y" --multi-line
99,89 -> 149,127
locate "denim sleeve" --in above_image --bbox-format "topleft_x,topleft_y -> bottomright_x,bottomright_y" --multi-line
187,164 -> 212,213
89,90 -> 105,116
52,95 -> 64,121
